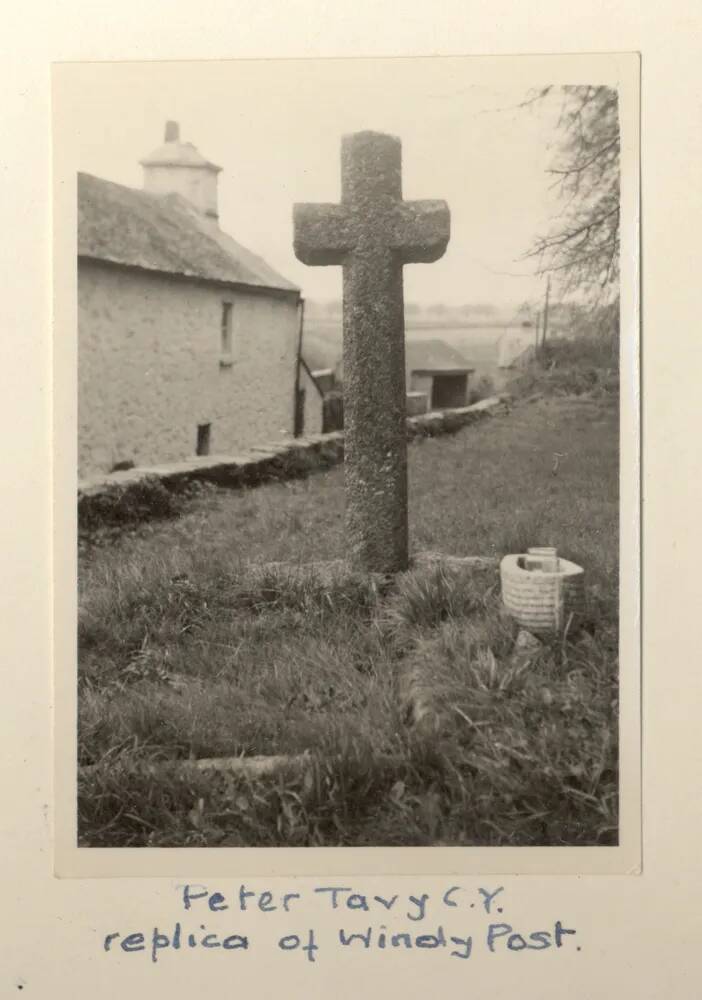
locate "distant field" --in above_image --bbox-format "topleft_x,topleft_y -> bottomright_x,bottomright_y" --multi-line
78,395 -> 619,848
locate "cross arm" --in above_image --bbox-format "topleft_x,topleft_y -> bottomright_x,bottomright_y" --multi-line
391,199 -> 451,264
293,203 -> 355,266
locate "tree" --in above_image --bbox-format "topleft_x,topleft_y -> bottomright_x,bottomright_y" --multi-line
526,86 -> 620,304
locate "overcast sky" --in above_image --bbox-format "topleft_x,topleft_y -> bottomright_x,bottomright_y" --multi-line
65,60 -> 567,311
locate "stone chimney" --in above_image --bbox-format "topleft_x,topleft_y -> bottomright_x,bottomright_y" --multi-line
140,121 -> 222,229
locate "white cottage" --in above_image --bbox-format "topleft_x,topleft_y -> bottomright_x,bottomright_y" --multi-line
77,122 -> 322,478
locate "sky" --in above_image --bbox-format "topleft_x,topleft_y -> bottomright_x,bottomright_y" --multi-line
64,59 -> 567,313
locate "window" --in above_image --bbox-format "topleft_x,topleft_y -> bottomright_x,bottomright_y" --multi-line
196,423 -> 211,456
220,301 -> 234,365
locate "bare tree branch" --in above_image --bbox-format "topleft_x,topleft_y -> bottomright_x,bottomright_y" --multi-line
523,85 -> 621,301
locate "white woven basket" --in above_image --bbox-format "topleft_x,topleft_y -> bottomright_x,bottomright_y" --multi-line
500,548 -> 585,633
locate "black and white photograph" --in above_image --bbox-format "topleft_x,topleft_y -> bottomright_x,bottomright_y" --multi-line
58,57 -> 638,857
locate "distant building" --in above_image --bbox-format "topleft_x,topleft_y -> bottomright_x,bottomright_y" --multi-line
405,339 -> 474,410
77,122 -> 321,479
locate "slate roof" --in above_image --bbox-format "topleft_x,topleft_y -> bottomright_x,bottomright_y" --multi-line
405,339 -> 474,375
77,172 -> 299,294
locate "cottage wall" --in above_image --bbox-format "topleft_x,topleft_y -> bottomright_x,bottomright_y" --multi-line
78,260 -> 300,476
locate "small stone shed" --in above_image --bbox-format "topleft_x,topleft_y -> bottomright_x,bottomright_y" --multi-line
405,339 -> 474,410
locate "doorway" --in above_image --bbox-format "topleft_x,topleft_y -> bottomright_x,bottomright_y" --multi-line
196,423 -> 211,456
431,373 -> 468,410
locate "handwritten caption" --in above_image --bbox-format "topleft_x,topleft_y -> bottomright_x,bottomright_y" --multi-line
102,884 -> 579,964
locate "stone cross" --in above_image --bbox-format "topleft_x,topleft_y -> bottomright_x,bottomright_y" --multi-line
293,131 -> 450,573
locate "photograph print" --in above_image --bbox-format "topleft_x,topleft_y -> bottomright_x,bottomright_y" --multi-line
64,57 -> 637,852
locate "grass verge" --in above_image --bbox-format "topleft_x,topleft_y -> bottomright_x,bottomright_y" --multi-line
78,395 -> 619,847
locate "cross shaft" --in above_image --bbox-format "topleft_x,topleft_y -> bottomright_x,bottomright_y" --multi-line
293,131 -> 450,573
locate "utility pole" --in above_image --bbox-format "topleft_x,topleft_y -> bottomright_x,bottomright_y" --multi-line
534,310 -> 541,359
541,275 -> 551,351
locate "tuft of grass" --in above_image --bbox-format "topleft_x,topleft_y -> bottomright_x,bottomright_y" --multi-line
378,564 -> 497,657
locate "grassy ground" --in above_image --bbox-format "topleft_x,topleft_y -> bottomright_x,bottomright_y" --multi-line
78,394 -> 619,847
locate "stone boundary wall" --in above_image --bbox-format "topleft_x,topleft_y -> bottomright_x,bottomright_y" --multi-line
78,395 -> 508,532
